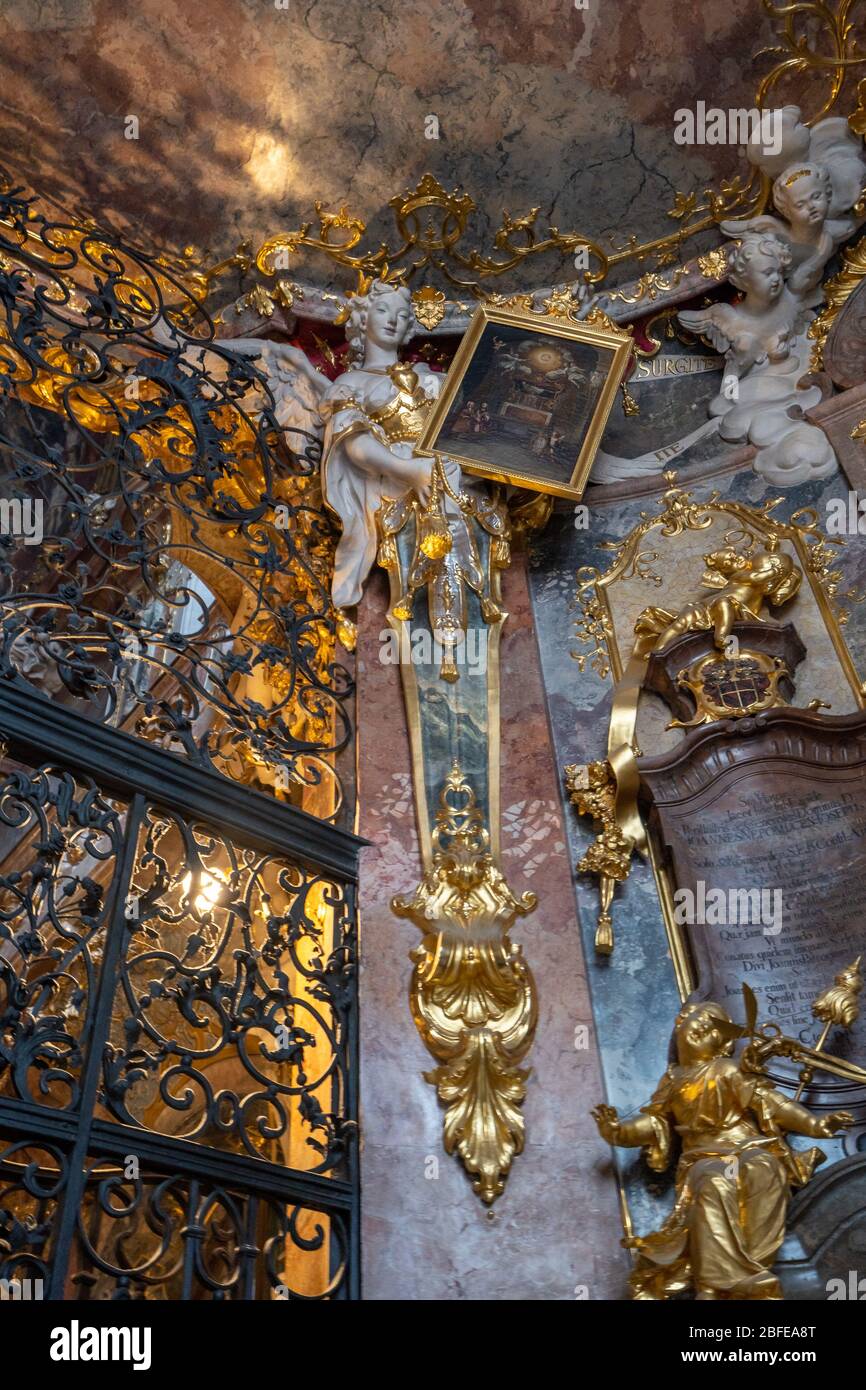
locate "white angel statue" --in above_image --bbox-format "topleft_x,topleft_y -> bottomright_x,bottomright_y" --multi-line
210,282 -> 451,612
206,280 -> 511,660
157,280 -> 447,615
670,104 -> 865,486
676,228 -> 834,485
679,232 -> 808,384
720,105 -> 866,304
315,282 -> 445,610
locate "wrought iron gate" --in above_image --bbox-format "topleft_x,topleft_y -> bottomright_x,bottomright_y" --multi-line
0,688 -> 361,1299
0,168 -> 362,1299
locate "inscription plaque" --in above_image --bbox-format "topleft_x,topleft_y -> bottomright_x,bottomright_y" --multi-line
639,708 -> 866,1112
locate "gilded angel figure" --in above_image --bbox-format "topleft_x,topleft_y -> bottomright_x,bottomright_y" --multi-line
635,535 -> 801,653
593,1000 -> 852,1300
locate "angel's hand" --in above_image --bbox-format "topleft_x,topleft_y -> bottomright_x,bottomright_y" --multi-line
727,342 -> 759,376
766,333 -> 794,363
592,1103 -> 621,1145
407,453 -> 434,508
820,1110 -> 855,1136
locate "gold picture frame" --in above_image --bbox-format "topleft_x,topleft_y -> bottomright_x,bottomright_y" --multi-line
416,304 -> 633,501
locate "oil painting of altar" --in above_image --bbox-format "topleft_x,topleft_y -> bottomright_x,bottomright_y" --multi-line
419,309 -> 630,499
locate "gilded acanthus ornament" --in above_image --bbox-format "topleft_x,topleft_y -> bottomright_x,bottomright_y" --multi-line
593,980 -> 859,1300
392,764 -> 537,1204
809,233 -> 866,370
564,760 -> 631,956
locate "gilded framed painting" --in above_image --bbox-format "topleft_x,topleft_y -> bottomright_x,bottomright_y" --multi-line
416,305 -> 632,500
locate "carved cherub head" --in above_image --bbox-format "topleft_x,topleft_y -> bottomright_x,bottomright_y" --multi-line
701,537 -> 801,606
675,1001 -> 739,1065
727,232 -> 791,305
701,546 -> 751,585
346,280 -> 416,361
773,162 -> 833,234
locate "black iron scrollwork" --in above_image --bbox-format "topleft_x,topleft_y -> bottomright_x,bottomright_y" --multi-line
0,761 -> 125,1109
73,1162 -> 348,1299
102,805 -> 356,1176
0,175 -> 360,1300
0,748 -> 359,1298
0,1138 -> 67,1290
0,167 -> 352,821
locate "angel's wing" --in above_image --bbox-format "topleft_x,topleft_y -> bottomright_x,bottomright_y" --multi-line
808,117 -> 866,219
145,318 -> 327,443
213,338 -> 327,440
719,213 -> 790,243
678,304 -> 737,354
243,341 -> 327,433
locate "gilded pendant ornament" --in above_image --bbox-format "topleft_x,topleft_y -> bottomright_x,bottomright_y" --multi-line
563,761 -> 632,955
392,764 -> 537,1204
378,456 -> 509,682
411,285 -> 447,330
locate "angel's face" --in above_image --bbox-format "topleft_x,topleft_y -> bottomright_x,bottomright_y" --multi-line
677,1007 -> 727,1064
365,292 -> 412,350
738,249 -> 785,303
704,548 -> 744,577
684,1016 -> 722,1061
777,173 -> 829,231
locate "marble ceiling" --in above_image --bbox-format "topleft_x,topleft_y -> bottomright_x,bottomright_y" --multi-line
1,0 -> 799,291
